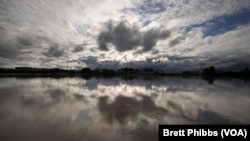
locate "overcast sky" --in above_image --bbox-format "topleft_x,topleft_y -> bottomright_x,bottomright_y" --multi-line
0,0 -> 250,70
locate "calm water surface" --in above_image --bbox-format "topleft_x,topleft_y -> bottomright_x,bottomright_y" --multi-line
0,77 -> 249,141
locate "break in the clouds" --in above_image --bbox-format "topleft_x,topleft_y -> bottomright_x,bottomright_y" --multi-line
0,0 -> 250,70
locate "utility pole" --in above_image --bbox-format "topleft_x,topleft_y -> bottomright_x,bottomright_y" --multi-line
67,47 -> 69,70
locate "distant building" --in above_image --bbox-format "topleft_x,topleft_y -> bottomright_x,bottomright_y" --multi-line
15,67 -> 33,71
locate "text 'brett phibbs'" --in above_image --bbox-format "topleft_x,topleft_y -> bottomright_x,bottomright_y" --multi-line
163,129 -> 247,138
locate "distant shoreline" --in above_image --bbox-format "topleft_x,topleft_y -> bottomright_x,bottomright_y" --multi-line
0,66 -> 249,81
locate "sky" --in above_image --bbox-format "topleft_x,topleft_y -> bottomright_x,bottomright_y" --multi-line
0,0 -> 250,70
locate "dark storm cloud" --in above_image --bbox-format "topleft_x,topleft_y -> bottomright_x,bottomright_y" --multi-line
151,49 -> 159,54
197,109 -> 236,124
169,37 -> 181,47
97,21 -> 115,51
167,56 -> 205,61
81,56 -> 120,69
112,21 -> 141,52
17,37 -> 33,46
81,56 -> 98,66
44,44 -> 65,57
72,44 -> 84,53
121,55 -> 211,70
81,55 -> 205,70
0,42 -> 20,59
97,20 -> 170,52
98,20 -> 141,52
0,29 -> 66,62
142,28 -> 170,51
0,30 -> 31,59
35,35 -> 54,42
0,25 -> 5,31
202,54 -> 250,70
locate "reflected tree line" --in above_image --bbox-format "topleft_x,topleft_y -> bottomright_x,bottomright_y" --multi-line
201,66 -> 250,84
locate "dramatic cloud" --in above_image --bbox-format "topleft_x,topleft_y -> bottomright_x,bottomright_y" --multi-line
142,28 -> 170,51
0,0 -> 249,69
169,37 -> 182,47
72,45 -> 84,53
81,56 -> 120,69
44,44 -> 65,58
0,42 -> 20,59
17,37 -> 33,47
97,20 -> 141,51
97,20 -> 169,52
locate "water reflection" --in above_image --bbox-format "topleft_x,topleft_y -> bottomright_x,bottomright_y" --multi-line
98,95 -> 167,125
0,77 -> 249,141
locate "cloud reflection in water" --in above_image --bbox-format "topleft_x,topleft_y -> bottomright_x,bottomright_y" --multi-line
0,77 -> 249,141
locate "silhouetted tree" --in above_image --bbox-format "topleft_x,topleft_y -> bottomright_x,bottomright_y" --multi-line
118,67 -> 136,74
202,66 -> 217,76
201,66 -> 217,85
81,68 -> 92,74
